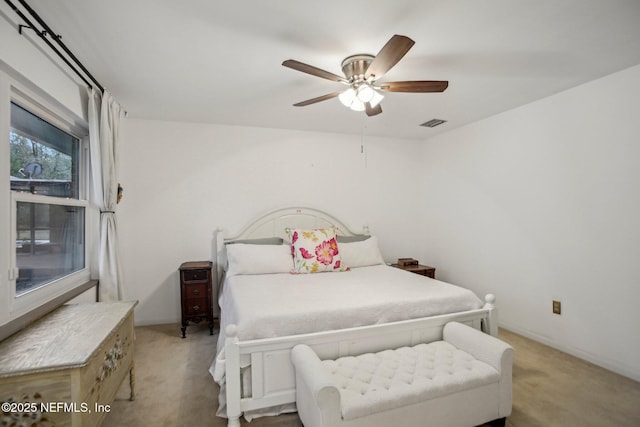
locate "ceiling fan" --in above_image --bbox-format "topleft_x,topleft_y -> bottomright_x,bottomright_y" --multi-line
282,34 -> 448,117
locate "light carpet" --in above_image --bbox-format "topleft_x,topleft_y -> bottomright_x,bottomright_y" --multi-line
102,324 -> 640,427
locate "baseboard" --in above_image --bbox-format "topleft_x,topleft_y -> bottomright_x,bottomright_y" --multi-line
134,317 -> 179,327
500,323 -> 640,383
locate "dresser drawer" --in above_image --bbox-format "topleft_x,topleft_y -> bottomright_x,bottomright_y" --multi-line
0,371 -> 73,426
182,269 -> 209,283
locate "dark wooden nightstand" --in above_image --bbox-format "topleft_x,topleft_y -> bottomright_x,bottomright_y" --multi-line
391,263 -> 436,279
179,261 -> 214,338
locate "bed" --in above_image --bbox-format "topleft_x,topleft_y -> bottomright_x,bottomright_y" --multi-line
209,207 -> 498,427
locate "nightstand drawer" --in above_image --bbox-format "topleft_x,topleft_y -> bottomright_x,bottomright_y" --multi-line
185,283 -> 207,298
185,297 -> 207,315
183,269 -> 209,282
410,267 -> 430,276
391,263 -> 436,279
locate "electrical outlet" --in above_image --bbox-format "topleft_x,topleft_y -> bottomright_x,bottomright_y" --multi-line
553,300 -> 561,315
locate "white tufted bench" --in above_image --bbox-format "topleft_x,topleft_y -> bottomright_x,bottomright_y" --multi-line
291,322 -> 514,427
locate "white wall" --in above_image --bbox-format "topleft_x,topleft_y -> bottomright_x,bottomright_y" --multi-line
0,6 -> 86,119
419,64 -> 640,381
118,120 -> 425,326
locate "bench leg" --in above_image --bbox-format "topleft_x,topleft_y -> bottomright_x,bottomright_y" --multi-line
487,417 -> 506,427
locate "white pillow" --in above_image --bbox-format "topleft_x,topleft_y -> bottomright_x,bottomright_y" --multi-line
339,236 -> 385,268
226,244 -> 293,276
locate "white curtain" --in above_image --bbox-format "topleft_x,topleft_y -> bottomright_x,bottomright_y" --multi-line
88,88 -> 125,302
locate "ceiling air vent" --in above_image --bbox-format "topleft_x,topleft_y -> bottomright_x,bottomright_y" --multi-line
420,119 -> 447,128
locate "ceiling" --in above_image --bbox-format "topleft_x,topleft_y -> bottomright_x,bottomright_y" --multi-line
21,0 -> 640,140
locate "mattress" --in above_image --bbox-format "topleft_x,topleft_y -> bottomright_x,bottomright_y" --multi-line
212,264 -> 482,381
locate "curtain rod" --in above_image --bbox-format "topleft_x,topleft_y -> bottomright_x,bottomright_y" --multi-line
4,0 -> 105,93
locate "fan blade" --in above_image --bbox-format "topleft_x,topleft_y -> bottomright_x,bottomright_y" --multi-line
365,102 -> 382,116
293,91 -> 342,107
379,80 -> 449,93
283,60 -> 348,83
365,35 -> 415,80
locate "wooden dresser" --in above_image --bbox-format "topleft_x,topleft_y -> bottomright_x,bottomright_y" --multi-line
179,261 -> 214,338
0,301 -> 137,427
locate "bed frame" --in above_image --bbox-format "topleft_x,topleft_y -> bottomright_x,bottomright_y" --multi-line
213,207 -> 498,427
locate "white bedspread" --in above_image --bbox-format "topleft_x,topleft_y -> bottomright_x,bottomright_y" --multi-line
211,265 -> 482,382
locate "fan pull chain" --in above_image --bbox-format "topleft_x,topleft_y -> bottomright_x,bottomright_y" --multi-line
360,115 -> 368,169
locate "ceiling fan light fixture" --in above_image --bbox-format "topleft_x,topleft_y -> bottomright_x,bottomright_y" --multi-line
356,83 -> 375,103
338,88 -> 357,107
339,83 -> 383,111
350,99 -> 365,111
369,91 -> 384,107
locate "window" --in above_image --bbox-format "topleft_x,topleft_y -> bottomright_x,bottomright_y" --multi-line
7,94 -> 90,313
10,102 -> 79,198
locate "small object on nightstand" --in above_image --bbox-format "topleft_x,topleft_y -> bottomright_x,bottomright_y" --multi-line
179,261 -> 214,338
392,258 -> 436,279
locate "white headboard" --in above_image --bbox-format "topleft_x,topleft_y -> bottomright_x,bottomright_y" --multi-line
213,207 -> 369,284
221,206 -> 367,242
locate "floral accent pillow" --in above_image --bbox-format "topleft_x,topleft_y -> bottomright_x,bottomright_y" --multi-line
287,228 -> 349,273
